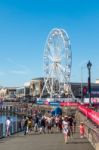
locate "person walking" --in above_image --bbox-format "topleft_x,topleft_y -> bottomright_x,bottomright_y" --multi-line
39,116 -> 46,134
73,116 -> 76,133
68,116 -> 73,137
5,117 -> 11,136
28,116 -> 32,133
62,116 -> 69,143
79,122 -> 85,138
23,116 -> 28,135
34,115 -> 39,132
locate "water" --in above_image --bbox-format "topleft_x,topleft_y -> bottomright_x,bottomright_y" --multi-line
0,113 -> 21,124
0,113 -> 22,137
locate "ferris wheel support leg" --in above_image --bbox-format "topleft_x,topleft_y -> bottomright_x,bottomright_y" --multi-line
68,84 -> 75,101
39,81 -> 47,99
39,84 -> 45,99
58,64 -> 75,100
39,77 -> 50,99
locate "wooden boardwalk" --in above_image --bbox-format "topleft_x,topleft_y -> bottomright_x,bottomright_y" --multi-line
0,131 -> 95,150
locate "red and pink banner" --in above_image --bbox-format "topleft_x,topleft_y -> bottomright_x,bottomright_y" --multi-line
37,99 -> 99,125
79,105 -> 99,125
60,102 -> 79,107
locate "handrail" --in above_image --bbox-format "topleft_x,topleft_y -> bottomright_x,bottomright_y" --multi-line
85,123 -> 99,146
77,111 -> 99,149
0,121 -> 23,138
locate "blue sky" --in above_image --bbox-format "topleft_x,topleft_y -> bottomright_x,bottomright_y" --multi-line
0,0 -> 99,87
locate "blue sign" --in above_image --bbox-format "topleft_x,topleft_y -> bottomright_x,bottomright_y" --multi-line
36,101 -> 44,105
49,102 -> 60,106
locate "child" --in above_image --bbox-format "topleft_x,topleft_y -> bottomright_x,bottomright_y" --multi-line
79,122 -> 85,138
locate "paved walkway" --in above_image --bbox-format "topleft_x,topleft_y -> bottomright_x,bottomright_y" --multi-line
0,131 -> 95,150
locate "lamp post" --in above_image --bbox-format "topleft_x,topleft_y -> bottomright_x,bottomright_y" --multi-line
81,66 -> 83,103
81,63 -> 87,103
87,60 -> 92,107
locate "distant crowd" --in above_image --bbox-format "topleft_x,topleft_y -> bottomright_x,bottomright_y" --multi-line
5,109 -> 85,144
21,110 -> 77,142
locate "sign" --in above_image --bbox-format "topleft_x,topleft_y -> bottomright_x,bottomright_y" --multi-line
36,101 -> 44,105
49,102 -> 60,106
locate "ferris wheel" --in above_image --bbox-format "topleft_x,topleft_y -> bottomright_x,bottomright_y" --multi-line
41,28 -> 72,98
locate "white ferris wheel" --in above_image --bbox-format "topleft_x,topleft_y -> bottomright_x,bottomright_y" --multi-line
41,28 -> 72,98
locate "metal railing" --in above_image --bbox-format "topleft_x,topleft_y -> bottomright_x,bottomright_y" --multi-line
76,111 -> 99,149
85,124 -> 99,149
0,121 -> 23,138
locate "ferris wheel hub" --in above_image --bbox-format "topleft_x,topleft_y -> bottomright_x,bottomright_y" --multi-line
53,57 -> 61,63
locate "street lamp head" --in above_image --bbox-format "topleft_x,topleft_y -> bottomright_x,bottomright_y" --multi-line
87,60 -> 92,70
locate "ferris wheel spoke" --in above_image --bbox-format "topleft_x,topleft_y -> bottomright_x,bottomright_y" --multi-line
61,53 -> 66,60
44,64 -> 53,74
47,54 -> 53,61
58,63 -> 65,72
58,64 -> 70,82
45,68 -> 54,93
47,47 -> 53,57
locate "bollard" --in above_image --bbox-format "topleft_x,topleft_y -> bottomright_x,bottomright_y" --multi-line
0,123 -> 3,138
13,122 -> 17,133
17,121 -> 22,132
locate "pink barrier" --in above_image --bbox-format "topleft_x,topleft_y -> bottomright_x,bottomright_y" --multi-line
60,102 -> 79,107
79,105 -> 99,125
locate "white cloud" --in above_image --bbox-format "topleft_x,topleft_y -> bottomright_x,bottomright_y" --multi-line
5,57 -> 32,74
6,57 -> 30,70
10,70 -> 29,75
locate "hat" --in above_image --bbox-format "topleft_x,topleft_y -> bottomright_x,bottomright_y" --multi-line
64,115 -> 68,118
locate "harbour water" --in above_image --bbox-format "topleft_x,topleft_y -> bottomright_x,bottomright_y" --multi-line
0,114 -> 20,123
0,113 -> 22,137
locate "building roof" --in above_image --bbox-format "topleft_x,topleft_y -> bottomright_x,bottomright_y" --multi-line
32,77 -> 44,81
70,82 -> 99,87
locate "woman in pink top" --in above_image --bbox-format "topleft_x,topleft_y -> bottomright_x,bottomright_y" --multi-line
79,122 -> 85,138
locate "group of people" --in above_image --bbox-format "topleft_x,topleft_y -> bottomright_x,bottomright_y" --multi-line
21,112 -> 79,142
22,114 -> 64,135
62,115 -> 85,143
5,110 -> 85,143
